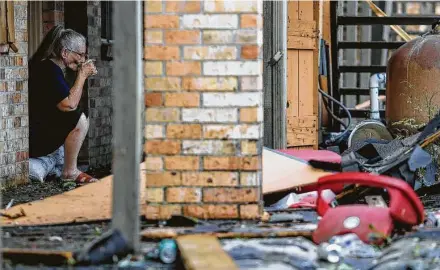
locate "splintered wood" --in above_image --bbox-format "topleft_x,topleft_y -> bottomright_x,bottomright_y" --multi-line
176,235 -> 239,270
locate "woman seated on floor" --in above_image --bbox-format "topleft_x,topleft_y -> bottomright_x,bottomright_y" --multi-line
28,25 -> 98,184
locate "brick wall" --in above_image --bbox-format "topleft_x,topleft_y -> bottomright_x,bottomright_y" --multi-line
0,1 -> 29,186
42,1 -> 64,35
143,0 -> 263,220
86,1 -> 113,169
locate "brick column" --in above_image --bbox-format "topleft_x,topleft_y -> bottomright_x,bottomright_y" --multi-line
42,1 -> 64,35
86,1 -> 113,169
0,2 -> 29,185
144,0 -> 263,220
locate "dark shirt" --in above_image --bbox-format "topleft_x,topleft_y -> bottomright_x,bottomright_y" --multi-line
29,59 -> 70,126
29,59 -> 81,157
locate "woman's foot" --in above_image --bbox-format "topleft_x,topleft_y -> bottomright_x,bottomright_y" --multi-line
61,170 -> 98,185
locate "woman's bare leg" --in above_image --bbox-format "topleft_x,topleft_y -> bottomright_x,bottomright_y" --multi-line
61,113 -> 88,178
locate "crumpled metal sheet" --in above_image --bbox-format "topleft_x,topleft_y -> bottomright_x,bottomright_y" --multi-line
223,237 -> 319,270
369,236 -> 440,270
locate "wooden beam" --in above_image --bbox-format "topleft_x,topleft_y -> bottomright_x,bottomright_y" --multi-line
141,226 -> 314,240
111,0 -> 143,252
176,235 -> 239,270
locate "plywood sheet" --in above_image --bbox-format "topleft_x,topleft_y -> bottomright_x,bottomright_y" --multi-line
176,235 -> 239,270
262,148 -> 332,194
0,163 -> 147,227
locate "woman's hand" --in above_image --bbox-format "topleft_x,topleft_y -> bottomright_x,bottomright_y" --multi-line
78,60 -> 97,78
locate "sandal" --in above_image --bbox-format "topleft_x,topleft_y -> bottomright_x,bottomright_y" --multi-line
61,172 -> 98,185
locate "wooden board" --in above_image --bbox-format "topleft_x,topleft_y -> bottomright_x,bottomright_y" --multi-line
176,235 -> 239,270
142,225 -> 315,240
0,163 -> 147,227
286,0 -> 319,149
262,148 -> 332,194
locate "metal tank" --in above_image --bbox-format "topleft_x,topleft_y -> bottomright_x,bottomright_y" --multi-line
386,26 -> 440,128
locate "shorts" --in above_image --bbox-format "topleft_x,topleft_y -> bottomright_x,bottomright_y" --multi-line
30,108 -> 83,158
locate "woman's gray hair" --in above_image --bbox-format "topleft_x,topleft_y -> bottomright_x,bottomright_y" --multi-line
29,25 -> 86,72
41,26 -> 86,60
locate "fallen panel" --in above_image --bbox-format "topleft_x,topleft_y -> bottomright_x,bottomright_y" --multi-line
176,235 -> 239,270
0,163 -> 147,227
263,148 -> 333,194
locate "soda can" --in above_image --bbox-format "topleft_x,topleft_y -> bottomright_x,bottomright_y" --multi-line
158,239 -> 177,264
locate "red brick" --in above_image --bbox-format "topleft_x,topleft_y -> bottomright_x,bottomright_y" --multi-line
145,108 -> 180,122
167,124 -> 202,139
144,46 -> 180,60
241,45 -> 259,59
0,82 -> 6,92
144,62 -> 163,75
182,77 -> 237,91
166,1 -> 201,13
166,187 -> 202,203
240,107 -> 259,122
145,1 -> 162,12
146,172 -> 181,187
146,188 -> 164,203
165,30 -> 200,44
240,14 -> 258,28
203,157 -> 260,170
145,93 -> 163,107
145,77 -> 181,91
241,141 -> 258,155
143,204 -> 182,220
145,140 -> 181,155
182,172 -> 238,186
240,204 -> 261,219
13,93 -> 21,103
165,156 -> 199,170
203,188 -> 259,203
145,15 -> 179,28
164,93 -> 200,107
166,61 -> 201,76
183,205 -> 238,219
145,157 -> 163,171
144,31 -> 163,44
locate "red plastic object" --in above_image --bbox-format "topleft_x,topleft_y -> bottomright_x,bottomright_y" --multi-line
312,172 -> 425,244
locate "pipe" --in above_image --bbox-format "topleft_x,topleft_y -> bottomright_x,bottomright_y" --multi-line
281,0 -> 287,147
317,0 -> 324,140
369,73 -> 386,120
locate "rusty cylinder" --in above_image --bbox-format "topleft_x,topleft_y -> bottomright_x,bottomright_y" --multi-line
386,31 -> 440,127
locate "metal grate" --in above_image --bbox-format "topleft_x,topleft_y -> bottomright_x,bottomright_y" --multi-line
329,1 -> 440,131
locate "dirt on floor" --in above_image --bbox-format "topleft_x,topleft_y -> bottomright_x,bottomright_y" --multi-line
1,220 -> 179,270
1,167 -> 111,209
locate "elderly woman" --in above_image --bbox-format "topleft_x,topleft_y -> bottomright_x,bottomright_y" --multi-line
29,26 -> 98,184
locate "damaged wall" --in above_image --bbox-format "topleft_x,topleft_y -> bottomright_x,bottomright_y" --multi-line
143,0 -> 264,219
0,1 -> 29,185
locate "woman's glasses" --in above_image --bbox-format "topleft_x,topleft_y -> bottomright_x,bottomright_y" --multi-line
68,48 -> 88,60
